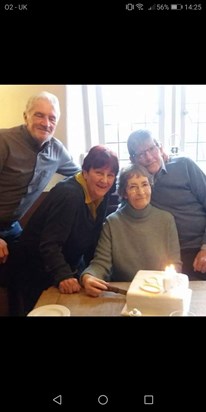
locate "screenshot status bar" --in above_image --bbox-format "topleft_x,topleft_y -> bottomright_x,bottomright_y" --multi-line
125,3 -> 203,11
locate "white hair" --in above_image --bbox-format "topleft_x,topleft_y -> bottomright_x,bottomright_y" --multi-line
24,91 -> 61,122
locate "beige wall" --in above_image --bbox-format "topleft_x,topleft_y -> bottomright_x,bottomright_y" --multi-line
0,84 -> 68,189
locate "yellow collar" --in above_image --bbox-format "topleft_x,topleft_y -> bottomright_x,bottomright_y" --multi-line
75,172 -> 103,218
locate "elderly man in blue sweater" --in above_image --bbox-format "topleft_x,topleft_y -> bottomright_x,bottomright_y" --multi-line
127,129 -> 206,280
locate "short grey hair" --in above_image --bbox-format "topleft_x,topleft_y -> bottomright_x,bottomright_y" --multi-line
127,129 -> 159,159
24,91 -> 61,122
118,164 -> 153,199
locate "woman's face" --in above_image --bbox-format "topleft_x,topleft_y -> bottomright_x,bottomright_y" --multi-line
124,174 -> 151,210
83,166 -> 116,201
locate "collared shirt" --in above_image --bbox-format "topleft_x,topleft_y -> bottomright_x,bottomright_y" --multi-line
0,124 -> 79,223
153,157 -> 167,183
75,172 -> 103,219
20,175 -> 109,285
151,156 -> 206,249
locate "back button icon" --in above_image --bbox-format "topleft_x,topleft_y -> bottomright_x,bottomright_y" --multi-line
53,395 -> 62,405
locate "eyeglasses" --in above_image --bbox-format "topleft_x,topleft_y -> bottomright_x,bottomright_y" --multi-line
127,182 -> 150,193
133,144 -> 158,161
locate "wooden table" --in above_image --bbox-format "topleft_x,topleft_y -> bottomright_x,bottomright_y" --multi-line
34,281 -> 206,316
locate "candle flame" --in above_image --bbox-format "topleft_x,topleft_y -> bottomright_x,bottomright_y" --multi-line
165,264 -> 176,274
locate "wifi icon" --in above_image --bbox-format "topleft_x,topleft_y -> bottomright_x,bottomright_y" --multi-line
135,3 -> 144,10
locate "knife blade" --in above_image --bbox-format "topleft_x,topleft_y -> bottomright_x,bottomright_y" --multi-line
106,285 -> 127,295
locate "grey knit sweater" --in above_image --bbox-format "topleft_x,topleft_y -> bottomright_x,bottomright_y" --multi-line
82,202 -> 182,282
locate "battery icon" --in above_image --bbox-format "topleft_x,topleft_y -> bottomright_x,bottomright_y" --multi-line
171,4 -> 183,9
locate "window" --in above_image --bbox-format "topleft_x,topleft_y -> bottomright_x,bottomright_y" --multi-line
67,85 -> 206,173
101,85 -> 160,168
182,85 -> 206,173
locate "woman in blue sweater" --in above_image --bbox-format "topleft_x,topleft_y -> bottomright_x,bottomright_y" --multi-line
81,164 -> 182,297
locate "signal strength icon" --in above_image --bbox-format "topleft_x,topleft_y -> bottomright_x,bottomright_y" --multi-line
148,4 -> 156,10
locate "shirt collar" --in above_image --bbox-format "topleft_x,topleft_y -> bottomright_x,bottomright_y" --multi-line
161,158 -> 167,173
75,172 -> 92,204
24,125 -> 51,150
75,172 -> 103,219
152,158 -> 167,184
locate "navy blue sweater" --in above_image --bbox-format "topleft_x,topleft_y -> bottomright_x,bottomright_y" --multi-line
20,176 -> 109,285
151,156 -> 206,250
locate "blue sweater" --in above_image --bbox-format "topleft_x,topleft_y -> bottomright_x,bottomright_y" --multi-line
151,156 -> 206,250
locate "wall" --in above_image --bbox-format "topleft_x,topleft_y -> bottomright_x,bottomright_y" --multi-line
0,84 -> 68,189
66,85 -> 86,166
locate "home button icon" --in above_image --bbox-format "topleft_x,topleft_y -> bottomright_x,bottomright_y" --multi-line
97,394 -> 109,405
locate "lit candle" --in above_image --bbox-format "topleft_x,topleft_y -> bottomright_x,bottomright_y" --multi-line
165,264 -> 176,275
163,264 -> 176,291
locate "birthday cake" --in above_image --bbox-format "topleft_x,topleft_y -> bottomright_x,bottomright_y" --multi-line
121,270 -> 192,316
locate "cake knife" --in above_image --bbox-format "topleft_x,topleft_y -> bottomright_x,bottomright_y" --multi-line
106,285 -> 127,295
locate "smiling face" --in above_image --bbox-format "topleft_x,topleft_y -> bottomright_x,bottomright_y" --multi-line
24,98 -> 58,144
131,137 -> 163,175
124,174 -> 151,210
83,166 -> 116,201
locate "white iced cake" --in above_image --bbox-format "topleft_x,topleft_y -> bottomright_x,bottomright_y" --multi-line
121,270 -> 192,316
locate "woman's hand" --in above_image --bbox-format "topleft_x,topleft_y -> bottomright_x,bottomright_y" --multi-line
0,239 -> 9,264
82,274 -> 109,297
58,278 -> 81,294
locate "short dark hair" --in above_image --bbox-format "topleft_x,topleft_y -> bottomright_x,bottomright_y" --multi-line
127,129 -> 159,159
118,164 -> 153,199
82,145 -> 119,176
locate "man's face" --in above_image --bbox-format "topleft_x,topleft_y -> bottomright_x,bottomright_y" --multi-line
24,99 -> 58,144
131,138 -> 163,175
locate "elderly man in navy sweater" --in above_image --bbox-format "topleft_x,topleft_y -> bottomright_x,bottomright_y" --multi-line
0,91 -> 79,266
127,129 -> 206,280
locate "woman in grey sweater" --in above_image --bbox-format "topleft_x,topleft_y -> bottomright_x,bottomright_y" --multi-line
81,164 -> 182,297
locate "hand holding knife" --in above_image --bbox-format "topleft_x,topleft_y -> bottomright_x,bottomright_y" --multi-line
106,284 -> 127,295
